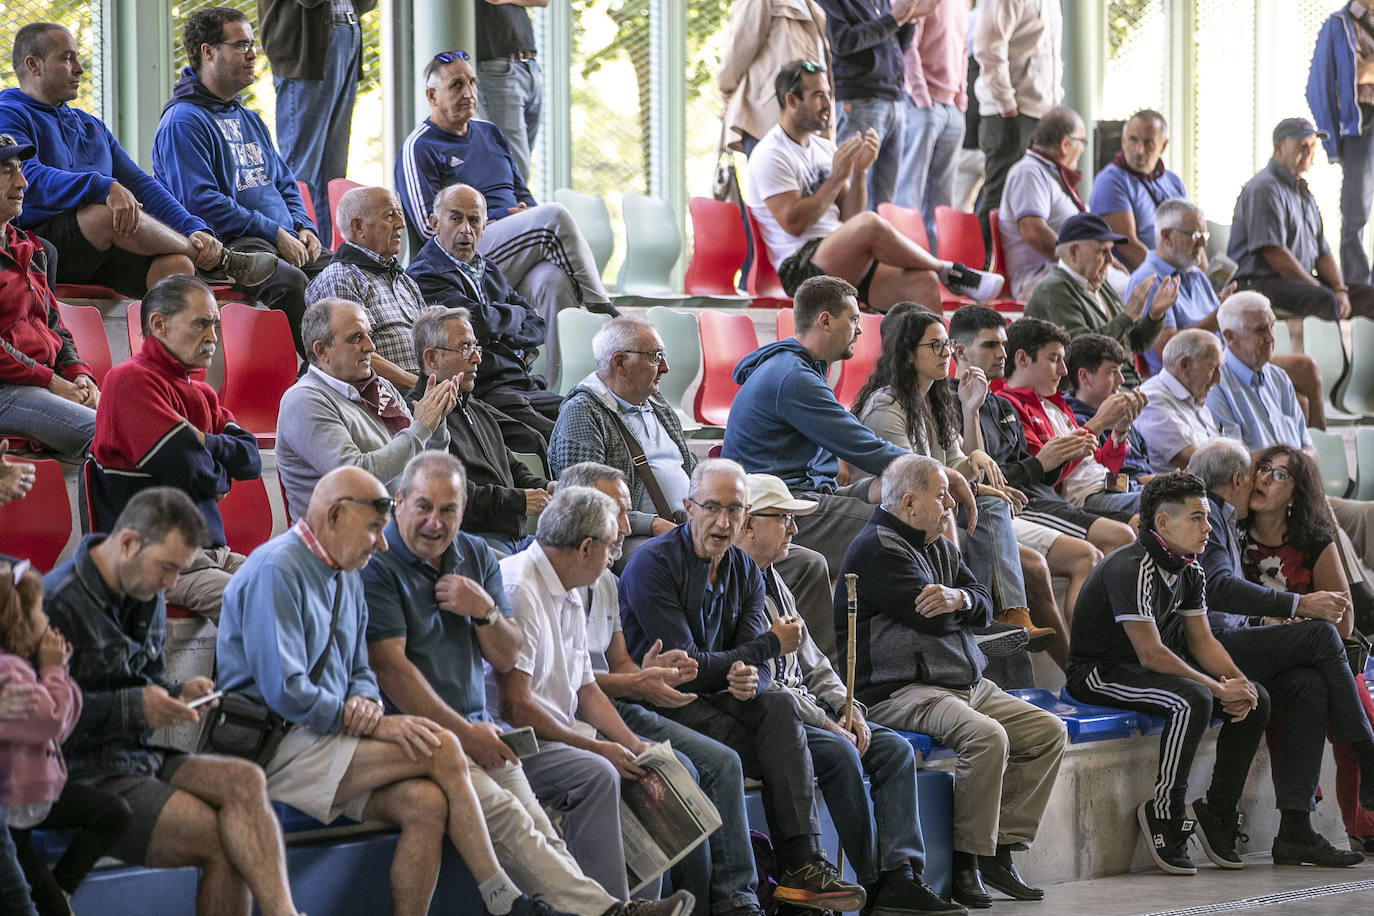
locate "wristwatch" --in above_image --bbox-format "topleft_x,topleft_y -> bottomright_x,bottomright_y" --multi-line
474,605 -> 502,626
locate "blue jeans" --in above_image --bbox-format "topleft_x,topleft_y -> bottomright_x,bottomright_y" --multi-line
895,99 -> 967,252
614,699 -> 760,912
959,495 -> 1028,612
806,723 -> 925,886
0,383 -> 96,457
1080,488 -> 1141,521
0,809 -> 36,916
477,57 -> 543,182
274,21 -> 361,248
1340,120 -> 1374,286
479,532 -> 536,558
837,97 -> 905,208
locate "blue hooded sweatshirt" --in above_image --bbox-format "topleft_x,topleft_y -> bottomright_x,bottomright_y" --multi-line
721,338 -> 907,492
153,67 -> 313,243
0,87 -> 207,236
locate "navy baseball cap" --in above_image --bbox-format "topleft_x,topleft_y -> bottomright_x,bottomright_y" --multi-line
0,133 -> 35,162
1272,118 -> 1328,143
1056,213 -> 1128,246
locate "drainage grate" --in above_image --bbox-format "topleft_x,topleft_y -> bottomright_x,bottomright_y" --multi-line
1140,879 -> 1374,915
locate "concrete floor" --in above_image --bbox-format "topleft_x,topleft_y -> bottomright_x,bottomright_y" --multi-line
999,854 -> 1374,915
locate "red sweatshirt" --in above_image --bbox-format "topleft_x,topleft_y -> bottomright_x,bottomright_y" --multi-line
0,223 -> 91,387
991,379 -> 1126,486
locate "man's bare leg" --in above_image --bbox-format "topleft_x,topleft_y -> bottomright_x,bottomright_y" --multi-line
811,211 -> 945,310
361,778 -> 449,914
1019,544 -> 1068,669
863,263 -> 943,312
1086,516 -> 1133,554
155,757 -> 297,916
1273,352 -> 1325,429
1045,535 -> 1103,628
75,203 -> 204,263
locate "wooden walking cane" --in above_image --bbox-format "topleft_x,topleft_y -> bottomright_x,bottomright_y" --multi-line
837,573 -> 859,871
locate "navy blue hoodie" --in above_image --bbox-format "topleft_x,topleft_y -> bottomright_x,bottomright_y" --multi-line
722,338 -> 907,492
153,67 -> 313,243
0,87 -> 207,235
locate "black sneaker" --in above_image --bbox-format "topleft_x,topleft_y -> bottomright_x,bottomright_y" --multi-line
507,894 -> 578,916
1187,799 -> 1245,869
603,890 -> 695,916
970,620 -> 1028,657
776,856 -> 868,912
1137,800 -> 1197,875
942,263 -> 1004,302
199,248 -> 277,287
865,872 -> 968,915
1272,832 -> 1367,867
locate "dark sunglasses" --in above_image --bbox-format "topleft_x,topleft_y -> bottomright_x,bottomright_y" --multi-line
434,50 -> 471,65
334,496 -> 397,519
788,60 -> 823,97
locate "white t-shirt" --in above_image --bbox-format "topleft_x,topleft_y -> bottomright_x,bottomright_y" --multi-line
744,124 -> 844,265
1041,396 -> 1108,506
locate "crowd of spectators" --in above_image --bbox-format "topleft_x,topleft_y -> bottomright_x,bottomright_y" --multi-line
5,3 -> 1374,915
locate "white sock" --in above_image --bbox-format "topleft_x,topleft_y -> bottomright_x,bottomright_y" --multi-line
479,872 -> 521,915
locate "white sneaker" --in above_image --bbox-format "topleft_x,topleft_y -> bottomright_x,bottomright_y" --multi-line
944,263 -> 1004,303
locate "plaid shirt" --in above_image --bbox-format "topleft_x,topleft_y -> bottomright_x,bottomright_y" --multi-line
306,242 -> 426,373
42,535 -> 178,776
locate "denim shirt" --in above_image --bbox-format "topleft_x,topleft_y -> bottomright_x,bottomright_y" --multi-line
42,535 -> 177,776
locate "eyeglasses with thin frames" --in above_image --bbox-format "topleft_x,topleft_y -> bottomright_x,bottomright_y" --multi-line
622,349 -> 667,367
218,39 -> 256,54
334,496 -> 397,520
1166,228 -> 1210,244
435,342 -> 483,360
916,338 -> 954,355
1254,463 -> 1292,484
689,498 -> 747,521
753,512 -> 796,526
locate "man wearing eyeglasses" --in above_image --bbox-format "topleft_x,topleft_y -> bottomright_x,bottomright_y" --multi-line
407,183 -> 564,452
153,6 -> 332,359
620,459 -> 869,913
1023,212 -> 1177,389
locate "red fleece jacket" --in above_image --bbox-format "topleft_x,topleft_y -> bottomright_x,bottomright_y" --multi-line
991,379 -> 1126,486
0,223 -> 91,387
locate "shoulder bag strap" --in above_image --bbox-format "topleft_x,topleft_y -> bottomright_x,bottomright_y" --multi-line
607,410 -> 678,521
308,572 -> 344,685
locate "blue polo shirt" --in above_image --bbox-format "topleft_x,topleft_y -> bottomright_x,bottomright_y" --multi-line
1126,253 -> 1221,376
1088,162 -> 1187,249
1205,348 -> 1313,452
361,520 -> 514,722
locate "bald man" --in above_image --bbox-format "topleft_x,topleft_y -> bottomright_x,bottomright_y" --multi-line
406,183 -> 563,449
216,467 -> 585,916
305,186 -> 427,392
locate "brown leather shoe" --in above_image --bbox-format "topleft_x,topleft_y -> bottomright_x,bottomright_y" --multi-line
995,607 -> 1056,652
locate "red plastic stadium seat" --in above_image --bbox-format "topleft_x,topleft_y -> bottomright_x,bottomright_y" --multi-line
684,197 -> 748,298
218,303 -> 296,446
833,312 -> 884,410
53,283 -> 124,302
775,308 -> 794,340
694,311 -> 760,427
328,178 -> 363,251
876,202 -> 931,251
53,302 -> 114,386
935,206 -> 986,272
297,180 -> 318,228
125,301 -> 144,353
985,209 -> 1026,312
0,459 -> 71,571
220,476 -> 274,556
744,209 -> 793,308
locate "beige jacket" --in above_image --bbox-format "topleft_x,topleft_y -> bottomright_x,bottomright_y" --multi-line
717,0 -> 834,151
971,0 -> 1064,119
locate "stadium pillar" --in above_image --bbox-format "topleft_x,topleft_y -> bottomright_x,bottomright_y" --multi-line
113,0 -> 173,169
1062,0 -> 1101,197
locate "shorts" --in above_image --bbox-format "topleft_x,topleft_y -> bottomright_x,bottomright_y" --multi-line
777,236 -> 879,303
1015,497 -> 1099,543
33,208 -> 158,297
1012,516 -> 1068,556
75,752 -> 190,865
264,725 -> 369,824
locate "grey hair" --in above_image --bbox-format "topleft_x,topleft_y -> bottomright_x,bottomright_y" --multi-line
431,183 -> 487,219
1216,291 -> 1273,337
1186,438 -> 1252,491
397,449 -> 466,497
335,186 -> 393,244
1162,328 -> 1221,372
688,458 -> 747,500
536,486 -> 618,550
1155,198 -> 1203,234
880,453 -> 944,508
592,316 -> 657,372
412,304 -> 473,369
301,297 -> 364,366
559,462 -> 626,490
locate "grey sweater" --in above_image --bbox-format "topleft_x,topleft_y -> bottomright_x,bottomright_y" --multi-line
276,369 -> 449,521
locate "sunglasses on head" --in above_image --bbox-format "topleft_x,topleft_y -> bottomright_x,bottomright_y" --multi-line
788,60 -> 822,96
433,50 -> 471,65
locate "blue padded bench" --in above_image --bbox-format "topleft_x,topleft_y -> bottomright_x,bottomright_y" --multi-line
1006,688 -> 1139,742
892,730 -> 956,762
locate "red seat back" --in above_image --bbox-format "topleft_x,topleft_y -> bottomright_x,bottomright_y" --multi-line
744,209 -> 790,302
876,202 -> 931,251
0,459 -> 71,571
54,301 -> 113,386
833,312 -> 885,410
218,303 -> 296,435
296,180 -> 318,228
220,476 -> 274,556
988,208 -> 1010,278
775,308 -> 794,340
328,178 -> 363,251
694,311 -> 759,427
934,206 -> 987,272
684,197 -> 748,296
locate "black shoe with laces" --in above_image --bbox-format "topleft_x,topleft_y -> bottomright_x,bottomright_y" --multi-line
1137,800 -> 1197,875
864,870 -> 969,915
1187,799 -> 1246,869
603,890 -> 695,916
506,894 -> 577,916
1273,832 -> 1367,867
776,856 -> 868,911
